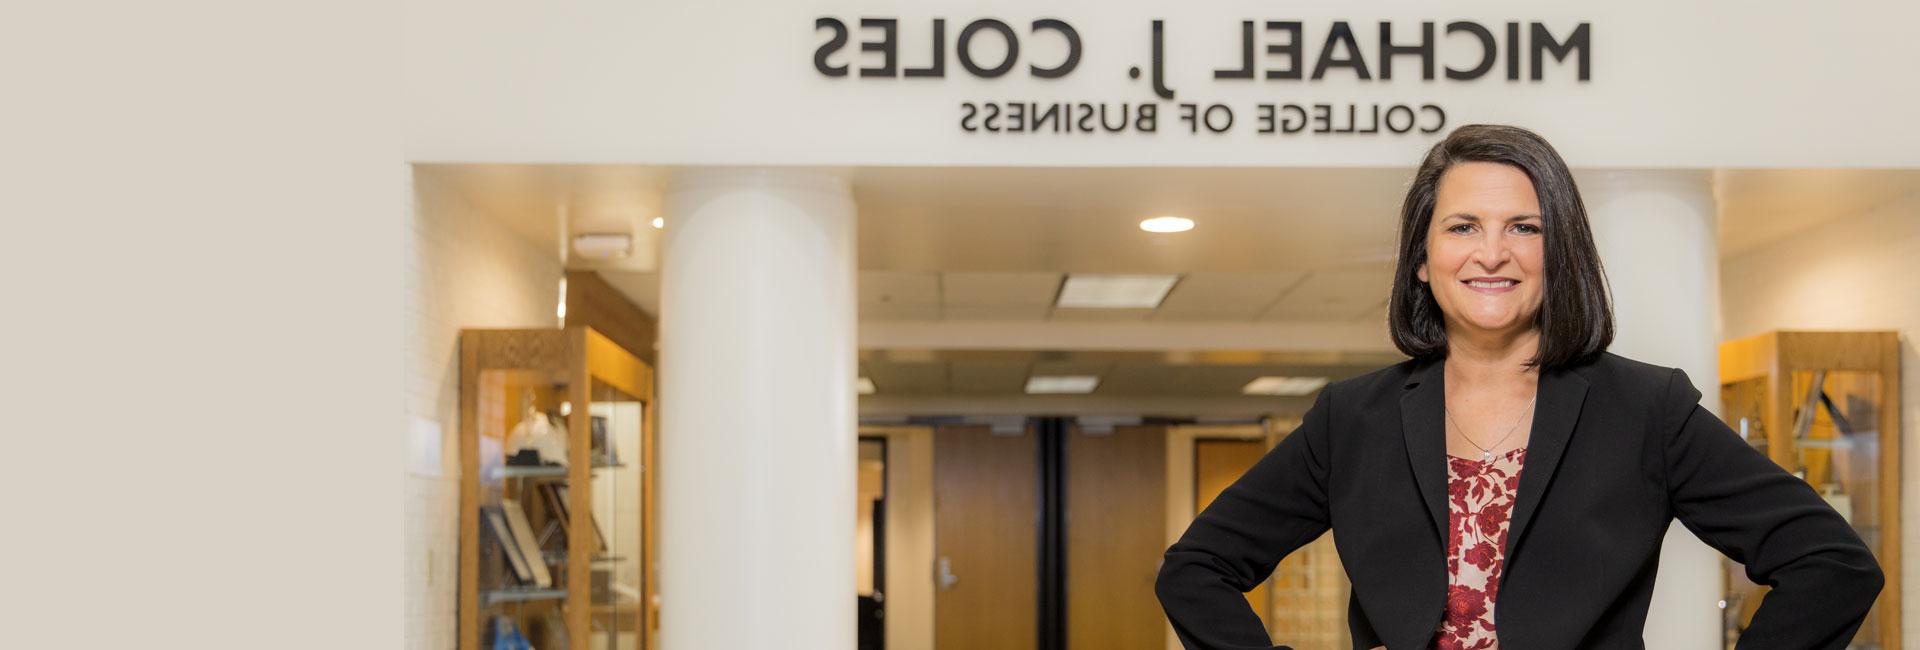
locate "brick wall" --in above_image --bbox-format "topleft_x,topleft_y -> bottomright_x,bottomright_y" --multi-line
404,167 -> 562,649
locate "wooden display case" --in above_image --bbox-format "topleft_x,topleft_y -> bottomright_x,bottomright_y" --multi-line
1717,330 -> 1901,650
459,327 -> 657,650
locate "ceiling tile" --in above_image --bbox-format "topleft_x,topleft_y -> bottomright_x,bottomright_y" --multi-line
948,360 -> 1031,393
943,304 -> 1051,321
1183,365 -> 1269,394
860,271 -> 940,307
861,303 -> 942,320
1155,272 -> 1308,320
1030,360 -> 1114,378
862,360 -> 948,394
1096,362 -> 1188,393
1261,269 -> 1392,321
942,272 -> 1062,307
1050,307 -> 1154,321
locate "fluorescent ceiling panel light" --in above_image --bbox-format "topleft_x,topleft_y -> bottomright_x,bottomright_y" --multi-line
1055,274 -> 1179,309
1242,376 -> 1330,396
856,377 -> 876,395
1025,375 -> 1100,394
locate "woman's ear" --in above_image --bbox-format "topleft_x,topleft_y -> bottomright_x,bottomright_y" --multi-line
1416,262 -> 1428,284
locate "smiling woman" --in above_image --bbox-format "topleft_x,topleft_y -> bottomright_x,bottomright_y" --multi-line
1154,124 -> 1882,650
1418,162 -> 1546,346
1390,124 -> 1615,371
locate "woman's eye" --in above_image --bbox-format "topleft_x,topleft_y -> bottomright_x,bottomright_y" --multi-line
1514,223 -> 1542,234
1448,223 -> 1474,234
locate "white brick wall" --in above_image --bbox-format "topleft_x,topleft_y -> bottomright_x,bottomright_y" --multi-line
404,166 -> 563,650
1719,188 -> 1920,649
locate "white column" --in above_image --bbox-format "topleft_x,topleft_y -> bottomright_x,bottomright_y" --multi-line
1578,169 -> 1722,648
659,168 -> 857,648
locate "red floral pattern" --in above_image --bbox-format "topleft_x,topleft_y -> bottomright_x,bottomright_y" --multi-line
1428,447 -> 1527,650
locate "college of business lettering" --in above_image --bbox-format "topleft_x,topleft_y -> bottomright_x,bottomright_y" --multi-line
813,19 -> 1590,136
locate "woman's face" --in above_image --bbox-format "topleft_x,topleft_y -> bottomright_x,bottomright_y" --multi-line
1415,161 -> 1546,339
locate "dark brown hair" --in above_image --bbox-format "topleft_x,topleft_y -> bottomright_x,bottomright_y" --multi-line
1388,124 -> 1614,370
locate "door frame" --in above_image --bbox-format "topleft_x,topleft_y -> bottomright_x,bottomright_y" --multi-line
1162,420 -> 1293,650
859,425 -> 937,650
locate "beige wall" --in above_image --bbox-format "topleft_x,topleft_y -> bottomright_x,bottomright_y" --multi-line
404,168 -> 563,649
1718,188 -> 1920,648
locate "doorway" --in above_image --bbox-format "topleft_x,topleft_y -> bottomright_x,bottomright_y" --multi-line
928,417 -> 1173,650
858,436 -> 888,650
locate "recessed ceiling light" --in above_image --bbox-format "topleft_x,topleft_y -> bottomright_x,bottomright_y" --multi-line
1242,376 -> 1330,396
1056,274 -> 1179,309
856,377 -> 876,395
650,216 -> 664,229
1140,216 -> 1194,233
1025,375 -> 1100,394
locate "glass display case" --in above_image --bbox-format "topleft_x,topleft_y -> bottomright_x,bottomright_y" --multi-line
460,327 -> 656,650
1717,330 -> 1901,650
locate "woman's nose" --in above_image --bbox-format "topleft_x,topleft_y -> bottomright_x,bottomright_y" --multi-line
1473,230 -> 1512,267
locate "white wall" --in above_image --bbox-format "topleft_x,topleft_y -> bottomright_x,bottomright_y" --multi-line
404,167 -> 563,650
405,0 -> 1920,168
1719,188 -> 1920,647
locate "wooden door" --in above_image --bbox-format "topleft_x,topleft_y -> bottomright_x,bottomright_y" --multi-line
1066,424 -> 1167,650
934,424 -> 1037,650
1194,439 -> 1273,622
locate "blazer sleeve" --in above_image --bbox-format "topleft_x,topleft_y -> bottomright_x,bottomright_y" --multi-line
1155,386 -> 1334,650
1660,367 -> 1884,650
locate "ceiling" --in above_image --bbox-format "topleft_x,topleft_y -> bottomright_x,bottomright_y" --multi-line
414,163 -> 1920,417
418,163 -> 1920,284
859,349 -> 1404,396
857,348 -> 1404,420
1712,168 -> 1920,256
857,270 -> 1387,322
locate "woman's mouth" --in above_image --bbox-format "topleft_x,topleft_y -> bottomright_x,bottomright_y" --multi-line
1463,279 -> 1518,294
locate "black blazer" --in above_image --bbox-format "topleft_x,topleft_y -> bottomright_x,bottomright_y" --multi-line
1156,351 -> 1883,649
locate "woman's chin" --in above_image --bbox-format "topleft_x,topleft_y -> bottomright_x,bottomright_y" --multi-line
1457,316 -> 1531,336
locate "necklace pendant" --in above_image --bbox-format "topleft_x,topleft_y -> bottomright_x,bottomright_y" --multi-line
1481,451 -> 1493,462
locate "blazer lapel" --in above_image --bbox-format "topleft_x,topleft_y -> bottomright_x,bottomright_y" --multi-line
1502,363 -> 1589,575
1399,358 -> 1591,580
1400,358 -> 1450,546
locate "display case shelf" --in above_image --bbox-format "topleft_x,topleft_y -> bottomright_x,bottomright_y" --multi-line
483,587 -> 570,607
539,552 -> 630,566
492,465 -> 569,480
1792,435 -> 1864,450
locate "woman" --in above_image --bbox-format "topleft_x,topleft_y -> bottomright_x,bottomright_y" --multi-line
1154,125 -> 1883,650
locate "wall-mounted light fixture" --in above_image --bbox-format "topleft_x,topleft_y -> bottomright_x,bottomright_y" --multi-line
572,232 -> 634,259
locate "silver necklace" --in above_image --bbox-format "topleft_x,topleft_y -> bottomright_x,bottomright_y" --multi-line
1446,393 -> 1537,462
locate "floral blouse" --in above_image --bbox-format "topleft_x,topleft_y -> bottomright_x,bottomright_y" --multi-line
1428,446 -> 1528,650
